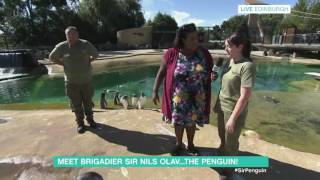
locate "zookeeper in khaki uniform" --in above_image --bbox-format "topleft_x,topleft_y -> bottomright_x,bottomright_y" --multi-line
214,31 -> 256,179
214,32 -> 256,156
49,26 -> 98,134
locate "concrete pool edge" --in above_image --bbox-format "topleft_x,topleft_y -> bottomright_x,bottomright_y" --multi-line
40,49 -> 320,75
43,53 -> 162,75
0,109 -> 319,179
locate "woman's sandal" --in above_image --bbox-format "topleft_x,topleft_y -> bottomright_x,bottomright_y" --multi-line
187,145 -> 200,156
170,144 -> 184,156
216,145 -> 225,156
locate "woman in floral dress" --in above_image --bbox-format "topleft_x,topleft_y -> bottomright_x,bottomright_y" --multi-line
152,23 -> 214,155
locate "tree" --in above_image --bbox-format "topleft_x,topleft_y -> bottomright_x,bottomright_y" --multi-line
78,0 -> 145,43
220,15 -> 247,39
149,12 -> 178,48
279,0 -> 320,33
0,0 -> 78,46
260,14 -> 284,35
0,0 -> 146,47
151,12 -> 178,32
210,25 -> 222,41
145,19 -> 153,26
306,0 -> 320,32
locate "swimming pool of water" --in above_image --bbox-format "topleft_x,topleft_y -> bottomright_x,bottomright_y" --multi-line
1,59 -> 320,154
0,60 -> 319,104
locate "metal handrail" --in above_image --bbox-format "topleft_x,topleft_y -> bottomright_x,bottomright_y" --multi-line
272,33 -> 320,45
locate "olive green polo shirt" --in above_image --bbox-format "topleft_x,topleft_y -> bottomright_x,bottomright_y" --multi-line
219,58 -> 256,112
49,39 -> 98,84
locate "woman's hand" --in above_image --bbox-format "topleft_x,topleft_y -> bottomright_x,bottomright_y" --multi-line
56,60 -> 64,66
152,91 -> 160,105
152,56 -> 166,106
225,119 -> 236,134
89,56 -> 95,62
211,72 -> 218,81
225,87 -> 252,134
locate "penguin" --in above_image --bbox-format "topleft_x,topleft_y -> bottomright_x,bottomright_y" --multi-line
131,93 -> 138,108
100,89 -> 108,109
69,101 -> 75,112
120,95 -> 129,110
263,95 -> 280,104
162,115 -> 171,124
114,91 -> 120,105
76,171 -> 103,180
137,92 -> 147,109
107,89 -> 117,93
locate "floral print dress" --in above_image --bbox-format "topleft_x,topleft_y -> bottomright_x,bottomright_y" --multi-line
172,50 -> 209,126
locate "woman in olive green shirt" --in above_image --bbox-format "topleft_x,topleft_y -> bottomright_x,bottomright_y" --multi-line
214,31 -> 256,157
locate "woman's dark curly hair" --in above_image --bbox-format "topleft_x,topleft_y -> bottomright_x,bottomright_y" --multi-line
173,23 -> 197,49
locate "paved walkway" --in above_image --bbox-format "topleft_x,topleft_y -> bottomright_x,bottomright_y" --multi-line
0,109 -> 319,180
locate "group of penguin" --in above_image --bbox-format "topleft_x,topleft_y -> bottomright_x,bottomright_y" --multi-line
100,89 -> 147,110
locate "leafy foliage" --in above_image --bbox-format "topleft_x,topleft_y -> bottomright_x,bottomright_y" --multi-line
0,0 -> 145,47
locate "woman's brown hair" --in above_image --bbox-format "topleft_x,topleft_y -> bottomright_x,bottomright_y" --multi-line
227,24 -> 252,60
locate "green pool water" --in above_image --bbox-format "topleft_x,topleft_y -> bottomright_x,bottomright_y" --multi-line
0,60 -> 319,104
0,65 -> 159,104
1,59 -> 320,154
